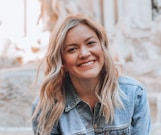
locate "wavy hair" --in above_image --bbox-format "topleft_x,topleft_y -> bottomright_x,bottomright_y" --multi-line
32,14 -> 124,135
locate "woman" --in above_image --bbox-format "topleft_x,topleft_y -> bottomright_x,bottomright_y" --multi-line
32,14 -> 151,135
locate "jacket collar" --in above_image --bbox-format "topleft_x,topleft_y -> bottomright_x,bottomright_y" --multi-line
64,75 -> 82,112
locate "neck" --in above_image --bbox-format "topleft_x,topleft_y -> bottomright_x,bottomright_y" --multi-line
71,77 -> 98,94
70,76 -> 99,108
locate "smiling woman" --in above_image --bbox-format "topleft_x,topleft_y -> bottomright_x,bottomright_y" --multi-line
31,14 -> 151,135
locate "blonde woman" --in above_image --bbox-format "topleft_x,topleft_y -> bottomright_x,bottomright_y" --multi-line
32,14 -> 151,135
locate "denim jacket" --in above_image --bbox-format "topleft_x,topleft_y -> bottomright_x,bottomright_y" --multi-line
32,76 -> 151,135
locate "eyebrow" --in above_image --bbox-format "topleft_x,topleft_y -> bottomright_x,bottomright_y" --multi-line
64,43 -> 77,47
85,36 -> 95,42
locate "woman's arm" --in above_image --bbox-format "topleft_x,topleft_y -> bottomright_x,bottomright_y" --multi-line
131,86 -> 151,135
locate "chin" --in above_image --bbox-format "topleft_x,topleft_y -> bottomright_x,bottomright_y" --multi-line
80,73 -> 100,79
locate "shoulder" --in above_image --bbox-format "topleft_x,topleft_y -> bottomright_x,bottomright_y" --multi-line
118,75 -> 145,92
118,75 -> 143,87
118,75 -> 146,96
31,96 -> 40,115
118,75 -> 148,105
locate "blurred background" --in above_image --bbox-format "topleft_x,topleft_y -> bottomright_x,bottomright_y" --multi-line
0,0 -> 161,134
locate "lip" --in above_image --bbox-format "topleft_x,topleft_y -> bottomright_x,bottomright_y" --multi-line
77,60 -> 96,67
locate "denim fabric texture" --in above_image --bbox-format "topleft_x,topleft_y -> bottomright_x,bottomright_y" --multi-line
32,76 -> 151,135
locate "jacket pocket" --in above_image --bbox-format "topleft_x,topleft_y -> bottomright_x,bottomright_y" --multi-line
104,122 -> 131,135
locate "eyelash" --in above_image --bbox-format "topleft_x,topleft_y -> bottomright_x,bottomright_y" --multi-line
67,47 -> 77,53
88,41 -> 96,45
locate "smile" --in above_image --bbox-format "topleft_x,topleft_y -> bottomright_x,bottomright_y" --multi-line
78,60 -> 95,67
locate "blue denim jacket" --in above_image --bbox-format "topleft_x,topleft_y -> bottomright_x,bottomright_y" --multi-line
32,76 -> 151,135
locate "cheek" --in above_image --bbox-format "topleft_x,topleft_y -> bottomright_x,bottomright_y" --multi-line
96,47 -> 105,63
94,46 -> 104,56
63,56 -> 75,70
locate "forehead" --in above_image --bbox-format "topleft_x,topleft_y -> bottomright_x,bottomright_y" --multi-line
65,23 -> 96,39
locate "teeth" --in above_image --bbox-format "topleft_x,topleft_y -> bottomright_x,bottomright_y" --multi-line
80,61 -> 94,66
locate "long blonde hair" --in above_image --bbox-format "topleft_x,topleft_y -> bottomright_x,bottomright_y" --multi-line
32,14 -> 124,135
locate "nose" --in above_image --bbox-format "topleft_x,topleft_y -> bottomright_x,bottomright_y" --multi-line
78,46 -> 90,59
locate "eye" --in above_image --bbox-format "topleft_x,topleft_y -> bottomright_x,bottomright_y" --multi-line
67,47 -> 77,53
87,41 -> 96,46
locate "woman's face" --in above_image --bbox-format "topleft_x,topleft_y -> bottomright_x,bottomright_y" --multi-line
63,23 -> 104,81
